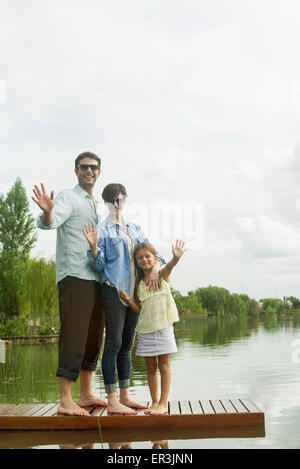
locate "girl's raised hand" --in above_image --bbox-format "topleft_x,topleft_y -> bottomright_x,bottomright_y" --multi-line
83,223 -> 100,248
172,240 -> 187,260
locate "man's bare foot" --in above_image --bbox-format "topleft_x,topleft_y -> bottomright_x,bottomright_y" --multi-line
144,403 -> 158,415
57,402 -> 90,416
119,397 -> 148,410
149,403 -> 168,415
78,393 -> 108,408
107,401 -> 138,415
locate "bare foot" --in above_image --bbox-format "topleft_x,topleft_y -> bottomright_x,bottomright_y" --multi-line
78,393 -> 107,408
57,402 -> 90,416
149,403 -> 168,415
120,397 -> 148,410
144,403 -> 158,415
107,401 -> 138,415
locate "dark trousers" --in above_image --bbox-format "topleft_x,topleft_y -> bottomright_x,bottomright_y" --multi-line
56,276 -> 104,382
101,283 -> 139,393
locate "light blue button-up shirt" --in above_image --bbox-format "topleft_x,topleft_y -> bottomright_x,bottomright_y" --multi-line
87,215 -> 166,298
37,184 -> 101,285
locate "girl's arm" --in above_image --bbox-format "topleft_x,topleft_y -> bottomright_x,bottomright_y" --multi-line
119,290 -> 141,314
159,240 -> 187,282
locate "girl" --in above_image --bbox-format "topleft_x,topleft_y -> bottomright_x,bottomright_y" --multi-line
120,239 -> 186,416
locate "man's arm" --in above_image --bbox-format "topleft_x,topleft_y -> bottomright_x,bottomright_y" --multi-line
33,184 -> 72,230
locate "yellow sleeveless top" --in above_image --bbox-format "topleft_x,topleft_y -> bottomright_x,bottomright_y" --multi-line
136,278 -> 179,334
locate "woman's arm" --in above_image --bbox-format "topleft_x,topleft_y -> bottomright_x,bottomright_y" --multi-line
84,223 -> 106,273
120,290 -> 141,314
83,223 -> 99,260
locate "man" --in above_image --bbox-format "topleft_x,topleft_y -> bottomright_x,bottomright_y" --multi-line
32,151 -> 107,416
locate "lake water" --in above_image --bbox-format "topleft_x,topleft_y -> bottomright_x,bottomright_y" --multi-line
1,315 -> 300,449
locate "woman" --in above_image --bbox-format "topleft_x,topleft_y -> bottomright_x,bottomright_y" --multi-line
84,183 -> 165,415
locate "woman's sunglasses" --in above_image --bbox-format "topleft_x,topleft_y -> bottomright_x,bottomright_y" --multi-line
106,196 -> 127,206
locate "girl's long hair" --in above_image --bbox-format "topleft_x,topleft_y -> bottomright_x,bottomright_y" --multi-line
133,242 -> 158,305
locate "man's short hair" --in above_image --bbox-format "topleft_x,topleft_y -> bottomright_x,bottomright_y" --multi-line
75,151 -> 101,169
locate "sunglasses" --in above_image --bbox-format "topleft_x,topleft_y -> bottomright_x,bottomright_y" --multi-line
106,196 -> 127,206
77,164 -> 100,171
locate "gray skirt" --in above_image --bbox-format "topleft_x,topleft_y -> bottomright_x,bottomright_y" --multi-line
136,325 -> 177,357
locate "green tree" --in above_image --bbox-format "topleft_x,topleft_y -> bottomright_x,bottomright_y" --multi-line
0,178 -> 37,318
26,257 -> 58,321
195,285 -> 231,316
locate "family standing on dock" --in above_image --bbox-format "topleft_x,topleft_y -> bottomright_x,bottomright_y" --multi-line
32,152 -> 187,417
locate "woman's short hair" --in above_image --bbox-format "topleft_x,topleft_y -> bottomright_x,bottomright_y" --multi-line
102,183 -> 127,202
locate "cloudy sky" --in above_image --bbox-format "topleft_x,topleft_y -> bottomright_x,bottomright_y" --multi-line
1,0 -> 300,300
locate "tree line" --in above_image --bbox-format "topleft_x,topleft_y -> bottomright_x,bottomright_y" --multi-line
0,178 -> 299,329
172,287 -> 300,318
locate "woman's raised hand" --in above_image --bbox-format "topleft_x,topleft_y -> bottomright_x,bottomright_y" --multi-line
83,223 -> 100,249
32,183 -> 55,213
172,240 -> 187,260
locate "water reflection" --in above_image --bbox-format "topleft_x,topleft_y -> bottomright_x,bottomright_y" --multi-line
0,426 -> 265,449
1,315 -> 300,448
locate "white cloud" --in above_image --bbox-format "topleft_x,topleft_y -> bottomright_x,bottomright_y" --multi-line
235,215 -> 300,259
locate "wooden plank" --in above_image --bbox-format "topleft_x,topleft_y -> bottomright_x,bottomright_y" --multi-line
22,404 -> 47,417
240,398 -> 262,413
31,403 -> 57,417
189,400 -> 204,414
42,404 -> 59,417
220,399 -> 238,413
169,401 -> 180,415
200,400 -> 215,414
230,398 -> 249,413
179,401 -> 192,415
6,404 -> 38,416
0,404 -> 17,415
90,406 -> 107,417
0,404 -> 20,415
210,400 -> 226,414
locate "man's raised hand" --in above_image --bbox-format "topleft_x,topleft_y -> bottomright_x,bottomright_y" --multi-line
32,183 -> 55,213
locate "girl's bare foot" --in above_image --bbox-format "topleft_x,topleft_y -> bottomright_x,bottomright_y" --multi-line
107,401 -> 138,415
57,402 -> 90,416
149,403 -> 168,415
144,403 -> 158,415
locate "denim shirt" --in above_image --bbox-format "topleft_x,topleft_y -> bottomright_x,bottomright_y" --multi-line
37,184 -> 101,285
87,215 -> 166,298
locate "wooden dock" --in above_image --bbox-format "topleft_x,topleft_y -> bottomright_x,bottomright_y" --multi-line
0,398 -> 264,431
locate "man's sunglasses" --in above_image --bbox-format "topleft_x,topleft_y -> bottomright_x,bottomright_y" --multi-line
77,164 -> 100,171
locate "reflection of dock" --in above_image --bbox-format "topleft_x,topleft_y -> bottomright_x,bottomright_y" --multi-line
0,399 -> 264,432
